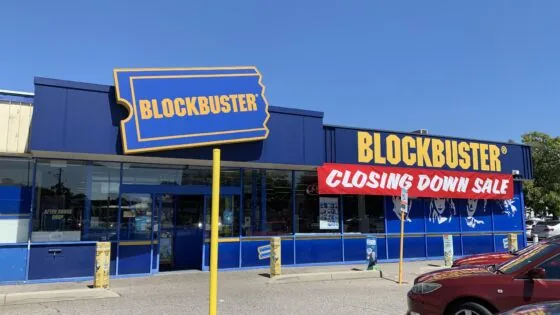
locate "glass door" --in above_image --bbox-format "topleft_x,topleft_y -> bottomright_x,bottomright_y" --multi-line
157,194 -> 175,271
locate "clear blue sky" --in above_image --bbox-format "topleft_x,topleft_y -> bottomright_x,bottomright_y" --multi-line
2,1 -> 559,142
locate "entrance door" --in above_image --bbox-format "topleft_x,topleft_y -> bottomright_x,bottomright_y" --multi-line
156,194 -> 205,271
204,195 -> 241,238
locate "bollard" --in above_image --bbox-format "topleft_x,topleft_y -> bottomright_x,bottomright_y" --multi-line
443,235 -> 454,267
508,233 -> 518,253
270,237 -> 281,277
94,242 -> 111,288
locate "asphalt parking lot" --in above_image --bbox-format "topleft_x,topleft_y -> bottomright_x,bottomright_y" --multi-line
0,260 -> 444,315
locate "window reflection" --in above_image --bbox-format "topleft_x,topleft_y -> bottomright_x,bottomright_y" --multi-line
343,195 -> 385,233
32,160 -> 86,242
243,170 -> 292,236
120,193 -> 152,241
85,162 -> 120,241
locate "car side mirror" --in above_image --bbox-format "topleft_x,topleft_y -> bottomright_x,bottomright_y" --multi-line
528,267 -> 546,280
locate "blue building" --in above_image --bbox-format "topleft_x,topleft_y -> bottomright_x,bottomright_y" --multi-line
0,68 -> 532,284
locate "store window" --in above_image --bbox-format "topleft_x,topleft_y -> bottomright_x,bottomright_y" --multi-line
242,169 -> 292,236
123,163 -> 183,185
294,171 -> 338,233
0,158 -> 32,186
83,162 -> 120,241
120,193 -> 153,241
32,160 -> 87,242
0,158 -> 33,243
343,195 -> 385,233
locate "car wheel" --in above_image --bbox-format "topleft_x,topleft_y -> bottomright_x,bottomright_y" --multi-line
447,302 -> 493,315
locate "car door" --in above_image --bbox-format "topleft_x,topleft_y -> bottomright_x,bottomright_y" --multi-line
529,253 -> 560,302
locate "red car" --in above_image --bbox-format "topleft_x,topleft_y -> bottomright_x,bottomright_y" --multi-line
452,235 -> 560,267
408,239 -> 560,315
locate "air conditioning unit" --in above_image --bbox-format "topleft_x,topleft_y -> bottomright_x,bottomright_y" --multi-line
412,129 -> 428,135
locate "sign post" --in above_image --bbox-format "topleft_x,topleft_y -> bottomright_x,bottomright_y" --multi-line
508,233 -> 518,253
398,188 -> 408,284
209,149 -> 221,315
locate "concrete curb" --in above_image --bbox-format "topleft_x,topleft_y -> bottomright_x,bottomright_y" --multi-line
268,270 -> 383,284
0,288 -> 120,306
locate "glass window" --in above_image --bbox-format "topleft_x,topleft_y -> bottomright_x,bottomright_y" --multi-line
120,193 -> 153,240
123,164 -> 183,185
242,169 -> 292,236
498,243 -> 558,274
343,195 -> 385,233
295,171 -> 334,233
205,195 -> 240,237
221,168 -> 241,187
180,166 -> 212,186
0,158 -> 32,186
32,160 -> 87,242
539,254 -> 560,280
0,158 -> 33,244
84,162 -> 120,241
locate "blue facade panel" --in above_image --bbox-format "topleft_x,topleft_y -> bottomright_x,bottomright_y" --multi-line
28,244 -> 96,280
203,242 -> 240,269
387,236 -> 427,259
117,245 -> 152,275
0,246 -> 28,282
426,235 -> 463,257
31,78 -> 324,166
295,238 -> 343,264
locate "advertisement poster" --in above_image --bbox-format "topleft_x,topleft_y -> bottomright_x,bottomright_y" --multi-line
319,197 -> 339,230
366,236 -> 378,270
443,234 -> 454,266
159,235 -> 173,265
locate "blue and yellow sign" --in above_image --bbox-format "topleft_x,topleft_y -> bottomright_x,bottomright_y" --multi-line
113,67 -> 270,154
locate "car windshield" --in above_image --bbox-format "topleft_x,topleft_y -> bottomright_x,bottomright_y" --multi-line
498,243 -> 558,274
526,220 -> 535,225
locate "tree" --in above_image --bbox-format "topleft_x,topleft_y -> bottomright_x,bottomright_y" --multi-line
522,132 -> 560,219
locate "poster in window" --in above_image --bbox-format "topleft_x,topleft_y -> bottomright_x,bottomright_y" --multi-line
319,197 -> 339,230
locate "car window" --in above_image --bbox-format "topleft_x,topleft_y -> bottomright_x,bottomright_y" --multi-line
538,254 -> 560,280
527,220 -> 535,225
498,243 -> 558,274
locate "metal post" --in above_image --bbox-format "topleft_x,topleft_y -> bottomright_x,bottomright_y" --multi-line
270,237 -> 281,277
209,149 -> 221,315
398,211 -> 405,284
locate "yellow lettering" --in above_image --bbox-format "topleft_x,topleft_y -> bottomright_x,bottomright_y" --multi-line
373,133 -> 386,164
358,132 -> 373,163
489,145 -> 502,172
238,94 -> 247,112
479,143 -> 490,171
230,94 -> 239,112
469,143 -> 480,170
402,136 -> 416,166
416,138 -> 432,167
209,95 -> 220,114
445,140 -> 459,169
161,98 -> 174,118
185,97 -> 199,116
220,95 -> 231,113
458,142 -> 471,170
386,135 -> 401,165
198,96 -> 210,115
151,99 -> 163,119
139,100 -> 153,119
246,94 -> 257,111
173,98 -> 186,117
432,139 -> 445,167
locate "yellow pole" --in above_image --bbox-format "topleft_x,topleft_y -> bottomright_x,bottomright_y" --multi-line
209,148 -> 221,315
398,210 -> 405,284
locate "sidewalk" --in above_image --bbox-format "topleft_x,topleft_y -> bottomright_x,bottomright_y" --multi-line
0,260 -> 447,315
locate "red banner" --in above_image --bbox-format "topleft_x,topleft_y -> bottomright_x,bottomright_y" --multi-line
318,163 -> 513,199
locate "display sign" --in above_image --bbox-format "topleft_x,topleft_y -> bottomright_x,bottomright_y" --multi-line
443,234 -> 454,267
258,244 -> 271,260
114,67 -> 270,154
366,236 -> 378,270
319,197 -> 340,230
318,163 -> 513,199
400,188 -> 408,214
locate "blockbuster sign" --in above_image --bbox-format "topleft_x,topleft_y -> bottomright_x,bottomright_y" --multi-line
114,67 -> 270,154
